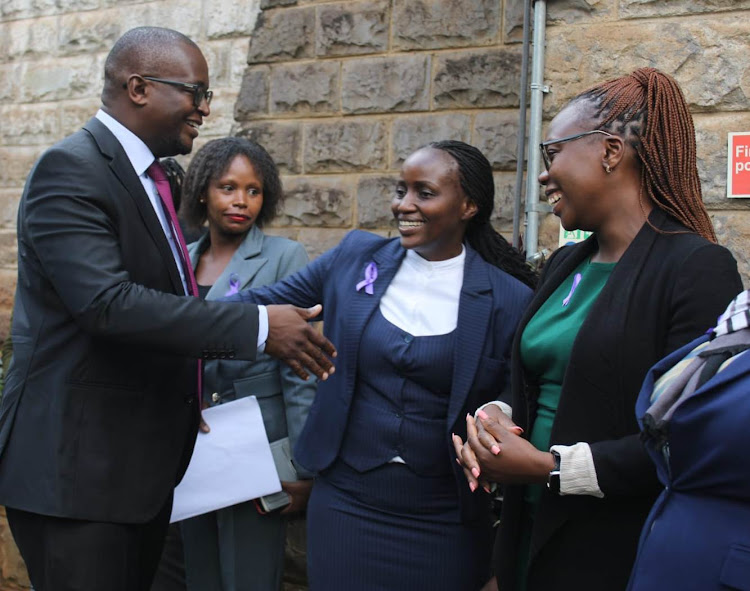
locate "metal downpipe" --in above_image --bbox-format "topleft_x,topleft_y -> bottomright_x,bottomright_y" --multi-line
524,0 -> 548,260
511,0 -> 532,250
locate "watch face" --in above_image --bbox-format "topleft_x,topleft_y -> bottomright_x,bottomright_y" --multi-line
547,472 -> 561,494
548,451 -> 562,493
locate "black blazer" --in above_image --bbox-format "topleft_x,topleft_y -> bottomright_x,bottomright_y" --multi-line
495,209 -> 742,591
0,118 -> 260,524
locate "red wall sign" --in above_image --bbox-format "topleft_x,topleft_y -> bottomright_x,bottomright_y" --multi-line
728,132 -> 750,198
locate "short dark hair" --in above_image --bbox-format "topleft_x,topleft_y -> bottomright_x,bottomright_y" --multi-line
102,27 -> 197,104
180,137 -> 282,232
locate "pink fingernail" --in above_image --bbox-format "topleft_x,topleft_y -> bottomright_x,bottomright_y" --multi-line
483,486 -> 491,494
477,409 -> 489,420
491,445 -> 501,455
469,481 -> 477,492
511,426 -> 524,434
471,467 -> 480,479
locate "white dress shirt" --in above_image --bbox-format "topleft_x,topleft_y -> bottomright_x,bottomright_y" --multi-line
380,247 -> 465,336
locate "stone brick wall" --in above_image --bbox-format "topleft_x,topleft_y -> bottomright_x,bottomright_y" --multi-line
234,0 -> 528,259
1,0 -> 750,588
235,0 -> 750,280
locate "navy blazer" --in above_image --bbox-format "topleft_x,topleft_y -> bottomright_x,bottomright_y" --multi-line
628,333 -> 750,591
229,230 -> 533,521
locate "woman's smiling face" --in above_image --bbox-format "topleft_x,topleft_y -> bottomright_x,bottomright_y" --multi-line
392,147 -> 477,261
539,102 -> 615,233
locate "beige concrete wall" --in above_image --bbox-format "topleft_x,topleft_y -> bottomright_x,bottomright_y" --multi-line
0,0 -> 749,588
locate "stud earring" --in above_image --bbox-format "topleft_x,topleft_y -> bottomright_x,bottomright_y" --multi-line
604,164 -> 612,174
199,199 -> 206,203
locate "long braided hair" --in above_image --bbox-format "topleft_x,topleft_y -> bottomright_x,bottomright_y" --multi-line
427,140 -> 537,288
571,67 -> 716,242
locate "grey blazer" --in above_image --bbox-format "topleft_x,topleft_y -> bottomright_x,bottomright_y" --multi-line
188,225 -> 315,477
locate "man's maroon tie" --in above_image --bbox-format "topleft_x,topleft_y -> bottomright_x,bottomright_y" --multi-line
147,159 -> 202,410
146,160 -> 199,297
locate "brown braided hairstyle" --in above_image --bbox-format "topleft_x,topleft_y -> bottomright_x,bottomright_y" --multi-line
570,67 -> 716,242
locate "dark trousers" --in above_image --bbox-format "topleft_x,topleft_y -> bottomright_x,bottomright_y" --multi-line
7,497 -> 173,591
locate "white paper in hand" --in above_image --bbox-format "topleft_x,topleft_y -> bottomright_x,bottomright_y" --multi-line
170,396 -> 281,523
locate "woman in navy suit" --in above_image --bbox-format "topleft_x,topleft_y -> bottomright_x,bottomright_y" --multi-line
629,290 -> 750,591
229,140 -> 535,590
178,137 -> 316,591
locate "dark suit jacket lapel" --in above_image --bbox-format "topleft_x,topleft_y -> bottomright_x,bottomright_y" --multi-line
83,117 -> 184,294
569,209 -> 666,364
341,239 -> 405,398
446,247 -> 493,432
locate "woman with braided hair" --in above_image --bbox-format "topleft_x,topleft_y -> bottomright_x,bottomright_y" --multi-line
454,68 -> 742,590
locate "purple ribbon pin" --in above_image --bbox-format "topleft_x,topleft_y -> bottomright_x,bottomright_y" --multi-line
224,273 -> 241,297
356,262 -> 378,295
562,272 -> 582,307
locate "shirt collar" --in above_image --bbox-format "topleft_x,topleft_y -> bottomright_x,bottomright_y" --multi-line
95,109 -> 156,177
404,245 -> 466,274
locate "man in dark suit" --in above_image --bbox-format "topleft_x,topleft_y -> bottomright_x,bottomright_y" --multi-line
0,26 -> 334,591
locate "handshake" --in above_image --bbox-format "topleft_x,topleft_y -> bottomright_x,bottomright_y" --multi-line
264,303 -> 336,381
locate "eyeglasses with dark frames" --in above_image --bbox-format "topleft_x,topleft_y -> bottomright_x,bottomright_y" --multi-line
539,130 -> 616,171
141,76 -> 213,108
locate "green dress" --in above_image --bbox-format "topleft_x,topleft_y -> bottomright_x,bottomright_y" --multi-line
515,256 -> 615,589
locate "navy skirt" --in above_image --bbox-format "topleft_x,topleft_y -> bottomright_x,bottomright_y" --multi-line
307,459 -> 493,591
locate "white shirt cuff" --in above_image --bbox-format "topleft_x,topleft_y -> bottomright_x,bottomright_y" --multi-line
476,400 -> 513,420
257,305 -> 268,352
550,442 -> 604,498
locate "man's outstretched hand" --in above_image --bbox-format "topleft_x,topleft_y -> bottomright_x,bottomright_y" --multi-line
265,304 -> 336,381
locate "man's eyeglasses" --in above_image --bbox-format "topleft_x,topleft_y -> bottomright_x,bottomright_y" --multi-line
539,130 -> 615,171
142,76 -> 213,108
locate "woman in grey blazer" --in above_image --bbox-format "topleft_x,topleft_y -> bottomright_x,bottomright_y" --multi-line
179,137 -> 315,591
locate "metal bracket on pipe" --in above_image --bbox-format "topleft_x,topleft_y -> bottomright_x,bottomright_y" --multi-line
530,83 -> 550,93
525,201 -> 552,214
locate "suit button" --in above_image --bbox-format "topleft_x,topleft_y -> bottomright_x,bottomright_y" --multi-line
211,392 -> 220,403
404,334 -> 413,344
185,395 -> 195,405
228,352 -> 236,359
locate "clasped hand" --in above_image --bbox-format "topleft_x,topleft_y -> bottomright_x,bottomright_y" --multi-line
452,406 -> 555,492
265,304 -> 336,381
